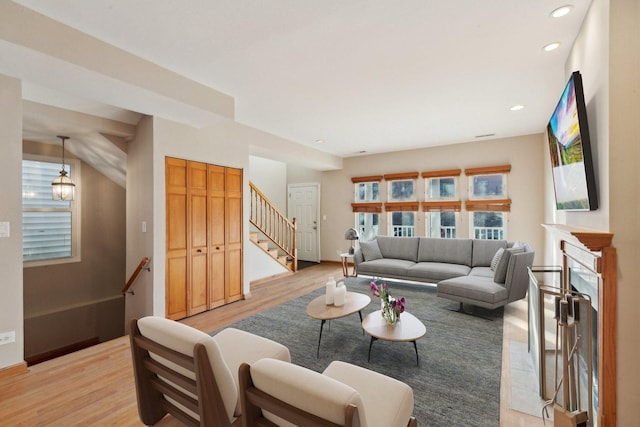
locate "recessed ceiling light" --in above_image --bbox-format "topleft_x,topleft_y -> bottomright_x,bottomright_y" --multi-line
543,42 -> 561,52
475,133 -> 496,138
315,139 -> 325,144
510,105 -> 525,111
551,5 -> 573,18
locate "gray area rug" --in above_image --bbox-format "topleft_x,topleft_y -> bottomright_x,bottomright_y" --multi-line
215,277 -> 504,426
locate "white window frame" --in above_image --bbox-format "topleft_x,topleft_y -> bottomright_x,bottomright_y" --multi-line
23,154 -> 82,267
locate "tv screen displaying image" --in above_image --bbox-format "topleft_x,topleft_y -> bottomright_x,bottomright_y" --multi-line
547,71 -> 598,211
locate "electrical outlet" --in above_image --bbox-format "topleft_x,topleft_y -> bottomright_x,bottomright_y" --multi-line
336,249 -> 341,255
0,331 -> 15,346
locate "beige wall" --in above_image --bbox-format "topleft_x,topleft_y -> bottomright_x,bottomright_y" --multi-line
0,74 -> 24,370
609,0 -> 640,418
542,0 -> 610,264
124,115 -> 342,322
287,164 -> 324,186
319,133 -> 546,261
543,0 -> 640,422
557,0 -> 610,230
151,118 -> 250,317
22,140 -> 126,359
125,116 -> 155,331
249,156 -> 287,212
124,116 -> 155,329
249,132 -> 342,172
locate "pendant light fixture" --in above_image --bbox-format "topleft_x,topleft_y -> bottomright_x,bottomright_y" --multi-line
51,135 -> 75,201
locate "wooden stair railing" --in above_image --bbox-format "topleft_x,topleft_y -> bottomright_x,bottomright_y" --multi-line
122,257 -> 151,295
249,181 -> 297,272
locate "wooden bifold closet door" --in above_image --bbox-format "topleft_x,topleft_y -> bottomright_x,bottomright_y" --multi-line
165,157 -> 243,320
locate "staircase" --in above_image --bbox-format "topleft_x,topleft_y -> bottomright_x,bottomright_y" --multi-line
249,181 -> 297,272
249,231 -> 293,269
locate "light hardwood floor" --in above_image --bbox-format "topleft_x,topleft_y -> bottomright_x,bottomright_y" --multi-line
500,299 -> 551,426
0,262 -> 549,426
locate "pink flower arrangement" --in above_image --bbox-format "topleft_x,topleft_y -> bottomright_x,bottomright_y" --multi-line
370,281 -> 405,325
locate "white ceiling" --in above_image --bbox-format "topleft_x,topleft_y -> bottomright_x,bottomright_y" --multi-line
12,0 -> 591,158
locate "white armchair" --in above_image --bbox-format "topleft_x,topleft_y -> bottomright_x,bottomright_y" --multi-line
239,358 -> 417,427
129,316 -> 290,426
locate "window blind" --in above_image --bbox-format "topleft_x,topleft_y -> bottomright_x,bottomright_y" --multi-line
22,159 -> 73,261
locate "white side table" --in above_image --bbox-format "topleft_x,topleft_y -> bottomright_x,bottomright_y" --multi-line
340,253 -> 356,277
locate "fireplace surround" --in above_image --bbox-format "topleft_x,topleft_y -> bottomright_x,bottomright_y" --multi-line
538,224 -> 616,427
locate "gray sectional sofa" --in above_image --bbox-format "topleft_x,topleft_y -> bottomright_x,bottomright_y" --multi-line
353,235 -> 534,310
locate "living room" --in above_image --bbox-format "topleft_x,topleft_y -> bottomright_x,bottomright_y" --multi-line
0,0 -> 638,425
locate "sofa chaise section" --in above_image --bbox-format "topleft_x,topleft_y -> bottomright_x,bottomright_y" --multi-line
437,242 -> 535,309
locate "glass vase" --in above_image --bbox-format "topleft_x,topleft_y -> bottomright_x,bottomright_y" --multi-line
381,298 -> 399,326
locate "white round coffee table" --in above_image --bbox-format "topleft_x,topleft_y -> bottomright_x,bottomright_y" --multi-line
307,291 -> 371,357
362,310 -> 426,365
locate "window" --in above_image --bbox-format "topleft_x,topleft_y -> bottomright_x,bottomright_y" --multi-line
388,179 -> 415,202
351,175 -> 383,240
384,172 -> 419,237
426,211 -> 458,238
357,212 -> 379,241
465,165 -> 511,240
471,212 -> 506,240
355,181 -> 380,202
390,212 -> 415,237
426,177 -> 457,200
23,156 -> 81,265
469,174 -> 506,199
467,166 -> 509,200
423,169 -> 461,238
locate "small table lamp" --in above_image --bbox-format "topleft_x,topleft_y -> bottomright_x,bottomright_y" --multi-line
344,228 -> 359,255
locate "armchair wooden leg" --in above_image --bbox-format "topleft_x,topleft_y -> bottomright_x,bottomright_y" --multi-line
239,363 -> 261,427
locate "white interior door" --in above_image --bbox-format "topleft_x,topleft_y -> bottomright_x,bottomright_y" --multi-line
288,183 -> 320,262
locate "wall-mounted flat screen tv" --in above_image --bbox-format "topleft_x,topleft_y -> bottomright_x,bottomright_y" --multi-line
547,71 -> 598,211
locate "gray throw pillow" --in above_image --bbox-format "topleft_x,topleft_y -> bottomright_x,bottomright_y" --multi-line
494,247 -> 524,284
360,240 -> 383,261
490,248 -> 504,271
511,240 -> 525,249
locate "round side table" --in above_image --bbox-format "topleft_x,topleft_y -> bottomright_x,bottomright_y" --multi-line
340,253 -> 356,277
